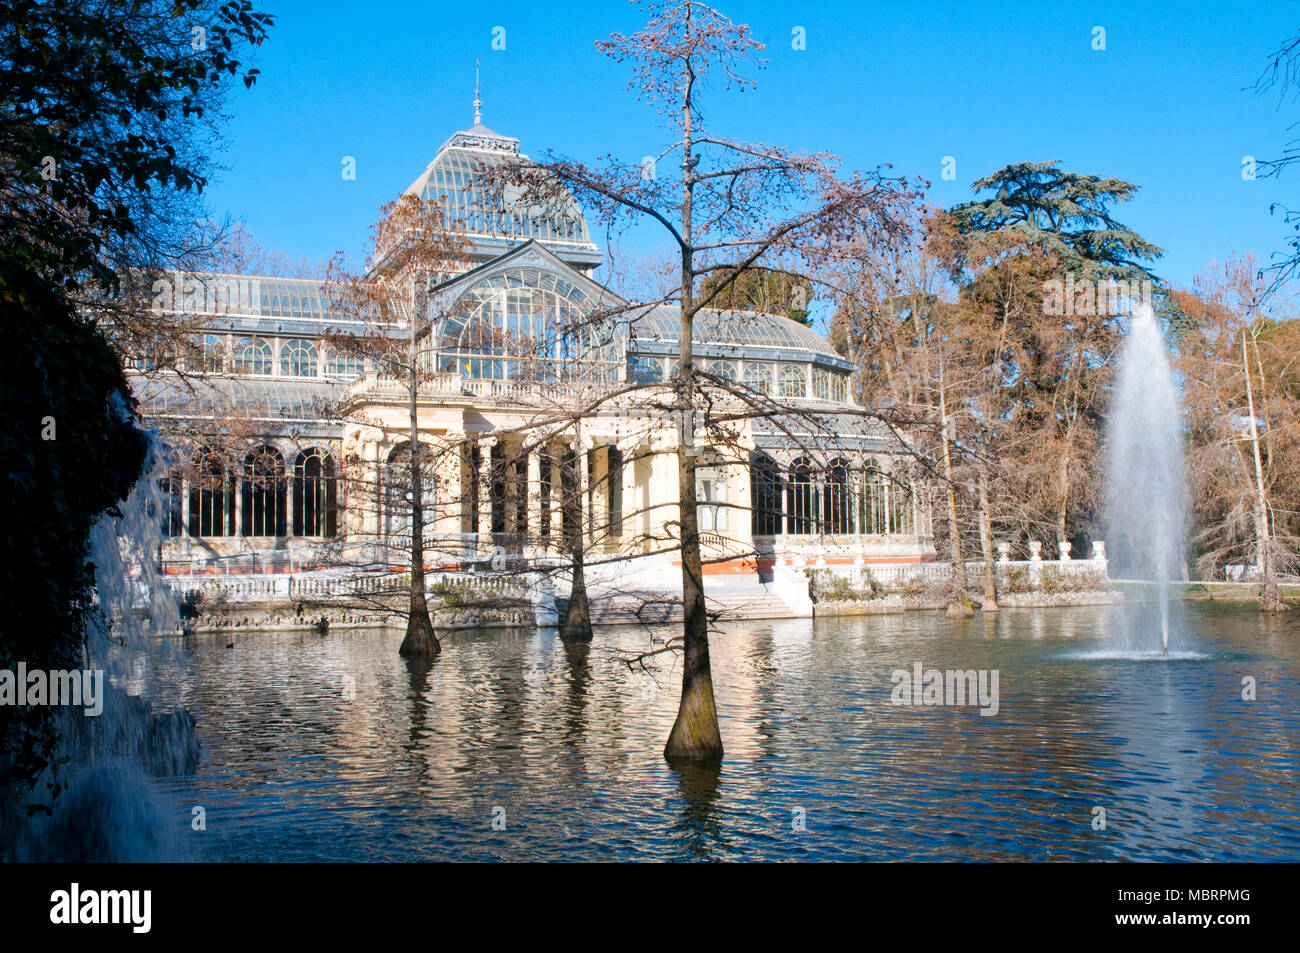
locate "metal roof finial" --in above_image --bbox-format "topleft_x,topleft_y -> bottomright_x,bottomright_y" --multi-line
473,60 -> 482,126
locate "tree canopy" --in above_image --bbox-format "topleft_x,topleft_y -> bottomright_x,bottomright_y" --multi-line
949,160 -> 1163,282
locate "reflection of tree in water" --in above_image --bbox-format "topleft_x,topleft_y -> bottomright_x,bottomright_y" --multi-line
402,653 -> 437,784
670,760 -> 729,861
561,640 -> 592,748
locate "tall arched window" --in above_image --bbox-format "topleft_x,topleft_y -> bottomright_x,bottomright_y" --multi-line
559,447 -> 580,546
786,457 -> 816,535
750,452 -> 783,536
606,445 -> 623,538
293,449 -> 337,537
824,457 -> 852,534
780,364 -> 807,398
280,338 -> 319,377
242,446 -> 287,537
188,447 -> 235,537
863,464 -> 888,535
743,363 -> 773,395
385,442 -> 437,541
889,476 -> 914,534
233,336 -> 273,375
831,373 -> 848,404
813,368 -> 831,400
159,473 -> 184,537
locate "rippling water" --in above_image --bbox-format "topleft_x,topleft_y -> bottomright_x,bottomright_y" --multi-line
136,603 -> 1300,861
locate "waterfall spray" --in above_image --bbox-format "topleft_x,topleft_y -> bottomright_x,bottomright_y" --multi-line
4,406 -> 197,861
1107,303 -> 1186,654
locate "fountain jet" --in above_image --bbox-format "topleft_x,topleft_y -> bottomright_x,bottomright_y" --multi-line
1107,302 -> 1186,654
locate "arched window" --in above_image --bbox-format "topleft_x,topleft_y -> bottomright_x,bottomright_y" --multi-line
831,373 -> 848,404
606,445 -> 623,538
241,446 -> 287,537
786,457 -> 817,535
824,458 -> 852,534
158,473 -> 184,537
750,452 -> 783,536
813,368 -> 831,400
188,447 -> 235,537
559,447 -> 580,546
863,464 -> 888,535
326,349 -> 366,380
629,355 -> 663,384
190,333 -> 226,373
890,476 -> 915,534
233,336 -> 273,375
280,338 -> 318,377
293,449 -> 337,537
780,364 -> 807,398
743,363 -> 773,395
384,442 -> 437,542
707,360 -> 737,382
439,267 -> 612,381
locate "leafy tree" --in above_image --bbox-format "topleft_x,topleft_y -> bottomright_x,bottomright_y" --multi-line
946,162 -> 1164,553
949,161 -> 1162,282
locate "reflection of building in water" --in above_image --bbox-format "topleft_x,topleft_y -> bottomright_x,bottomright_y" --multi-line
130,114 -> 937,587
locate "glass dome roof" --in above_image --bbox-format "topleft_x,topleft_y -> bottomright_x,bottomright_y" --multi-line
629,305 -> 851,366
404,124 -> 600,267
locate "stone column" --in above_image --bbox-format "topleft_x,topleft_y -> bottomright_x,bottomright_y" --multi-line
477,435 -> 497,556
580,436 -> 596,549
618,440 -> 638,551
526,448 -> 542,552
546,443 -> 563,553
441,430 -> 465,552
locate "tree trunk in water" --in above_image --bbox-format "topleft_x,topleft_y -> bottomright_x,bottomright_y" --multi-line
978,468 -> 998,612
560,424 -> 593,640
399,332 -> 440,658
665,440 -> 723,761
665,78 -> 722,762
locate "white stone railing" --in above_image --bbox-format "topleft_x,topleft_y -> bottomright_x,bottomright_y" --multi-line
164,566 -> 557,624
792,540 -> 1109,592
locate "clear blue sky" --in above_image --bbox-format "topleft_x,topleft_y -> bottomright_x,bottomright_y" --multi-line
202,0 -> 1300,290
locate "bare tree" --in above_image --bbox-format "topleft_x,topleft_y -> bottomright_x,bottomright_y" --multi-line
325,195 -> 471,655
500,0 -> 921,760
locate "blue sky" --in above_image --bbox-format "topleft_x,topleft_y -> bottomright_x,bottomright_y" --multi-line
203,0 -> 1300,291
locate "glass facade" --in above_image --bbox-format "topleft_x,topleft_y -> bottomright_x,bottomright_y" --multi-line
436,267 -> 618,380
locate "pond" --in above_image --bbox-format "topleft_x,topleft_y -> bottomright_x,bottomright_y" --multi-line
135,602 -> 1299,861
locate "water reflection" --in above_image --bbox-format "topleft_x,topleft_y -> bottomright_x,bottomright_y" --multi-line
134,603 -> 1300,861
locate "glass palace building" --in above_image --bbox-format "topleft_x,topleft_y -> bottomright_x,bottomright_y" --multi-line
132,117 -> 937,579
